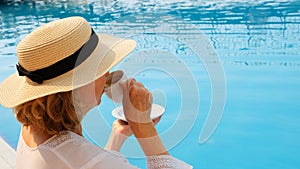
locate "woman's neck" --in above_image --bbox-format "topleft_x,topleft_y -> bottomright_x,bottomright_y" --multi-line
22,125 -> 54,148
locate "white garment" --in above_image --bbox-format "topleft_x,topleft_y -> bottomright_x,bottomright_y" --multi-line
16,131 -> 192,169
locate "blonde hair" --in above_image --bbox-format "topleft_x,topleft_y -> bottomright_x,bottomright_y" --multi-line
15,91 -> 81,135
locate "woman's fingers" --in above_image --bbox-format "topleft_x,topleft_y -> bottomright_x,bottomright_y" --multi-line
126,79 -> 152,111
118,119 -> 128,125
153,116 -> 162,125
121,78 -> 153,123
112,119 -> 132,137
136,82 -> 144,87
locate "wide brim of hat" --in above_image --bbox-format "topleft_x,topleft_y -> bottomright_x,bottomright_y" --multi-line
0,34 -> 136,108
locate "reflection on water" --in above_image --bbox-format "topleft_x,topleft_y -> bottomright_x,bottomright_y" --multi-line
0,0 -> 300,61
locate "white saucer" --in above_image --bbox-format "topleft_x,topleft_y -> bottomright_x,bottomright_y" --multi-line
112,104 -> 165,122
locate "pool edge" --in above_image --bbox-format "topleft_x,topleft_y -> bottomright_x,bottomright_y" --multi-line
0,137 -> 16,169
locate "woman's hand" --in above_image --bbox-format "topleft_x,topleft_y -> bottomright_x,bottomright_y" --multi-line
112,117 -> 162,137
120,79 -> 153,123
105,117 -> 162,152
120,79 -> 168,156
112,120 -> 133,137
105,119 -> 130,151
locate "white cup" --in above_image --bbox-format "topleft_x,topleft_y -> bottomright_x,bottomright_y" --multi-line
104,70 -> 127,103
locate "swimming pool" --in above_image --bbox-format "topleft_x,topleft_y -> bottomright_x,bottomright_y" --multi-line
1,0 -> 300,168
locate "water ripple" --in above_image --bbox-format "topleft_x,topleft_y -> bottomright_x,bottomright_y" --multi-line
0,0 -> 299,60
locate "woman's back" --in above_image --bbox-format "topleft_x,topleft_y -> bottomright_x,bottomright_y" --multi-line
17,130 -> 138,169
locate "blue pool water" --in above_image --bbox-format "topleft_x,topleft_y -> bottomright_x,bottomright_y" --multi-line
1,0 -> 300,168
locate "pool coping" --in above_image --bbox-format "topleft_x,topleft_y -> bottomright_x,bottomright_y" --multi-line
0,137 -> 16,169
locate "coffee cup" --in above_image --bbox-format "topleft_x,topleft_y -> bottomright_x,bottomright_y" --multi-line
104,70 -> 127,103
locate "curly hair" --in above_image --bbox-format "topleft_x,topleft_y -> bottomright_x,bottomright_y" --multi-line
14,91 -> 81,135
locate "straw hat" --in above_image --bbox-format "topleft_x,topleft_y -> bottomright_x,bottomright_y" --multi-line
0,16 -> 136,108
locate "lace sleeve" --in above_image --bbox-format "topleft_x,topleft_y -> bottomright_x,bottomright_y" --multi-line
147,155 -> 193,169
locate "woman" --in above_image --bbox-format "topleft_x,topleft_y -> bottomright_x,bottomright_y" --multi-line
0,16 -> 192,169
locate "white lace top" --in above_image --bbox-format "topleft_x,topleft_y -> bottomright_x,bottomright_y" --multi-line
16,131 -> 192,169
